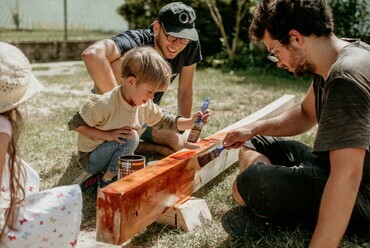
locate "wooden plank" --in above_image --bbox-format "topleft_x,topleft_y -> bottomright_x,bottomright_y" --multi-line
193,94 -> 295,191
96,94 -> 295,245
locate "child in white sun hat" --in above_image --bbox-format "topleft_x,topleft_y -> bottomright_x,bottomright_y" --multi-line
0,42 -> 82,247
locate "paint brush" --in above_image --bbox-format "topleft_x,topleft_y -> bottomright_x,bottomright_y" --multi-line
197,145 -> 226,167
187,96 -> 210,143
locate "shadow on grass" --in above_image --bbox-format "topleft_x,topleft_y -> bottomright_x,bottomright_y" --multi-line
54,152 -> 98,229
56,152 -> 81,185
129,222 -> 182,246
217,219 -> 370,248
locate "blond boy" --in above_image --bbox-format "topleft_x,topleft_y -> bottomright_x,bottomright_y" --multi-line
69,47 -> 209,189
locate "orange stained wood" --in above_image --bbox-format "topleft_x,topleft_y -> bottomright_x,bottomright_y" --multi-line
96,94 -> 296,245
96,131 -> 227,245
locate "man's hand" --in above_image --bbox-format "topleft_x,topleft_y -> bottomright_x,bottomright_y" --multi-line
223,126 -> 254,149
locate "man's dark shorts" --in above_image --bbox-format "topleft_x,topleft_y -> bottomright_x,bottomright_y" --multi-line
236,135 -> 369,234
140,127 -> 154,143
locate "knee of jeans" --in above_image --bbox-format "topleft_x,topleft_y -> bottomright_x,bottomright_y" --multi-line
84,165 -> 102,175
133,129 -> 139,141
125,130 -> 140,150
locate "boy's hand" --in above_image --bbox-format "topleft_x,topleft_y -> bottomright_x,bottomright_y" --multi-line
177,109 -> 211,131
105,126 -> 135,144
192,108 -> 211,125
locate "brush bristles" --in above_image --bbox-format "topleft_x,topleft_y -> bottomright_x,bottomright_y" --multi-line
197,153 -> 212,167
209,149 -> 220,159
197,148 -> 220,167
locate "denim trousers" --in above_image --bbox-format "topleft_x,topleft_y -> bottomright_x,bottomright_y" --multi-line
85,136 -> 139,175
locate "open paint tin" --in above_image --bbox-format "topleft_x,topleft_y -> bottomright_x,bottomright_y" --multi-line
118,155 -> 146,179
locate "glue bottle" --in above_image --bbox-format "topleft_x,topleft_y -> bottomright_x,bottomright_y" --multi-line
187,96 -> 210,143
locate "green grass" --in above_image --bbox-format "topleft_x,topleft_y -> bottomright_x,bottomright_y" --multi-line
0,29 -> 117,42
18,62 -> 370,247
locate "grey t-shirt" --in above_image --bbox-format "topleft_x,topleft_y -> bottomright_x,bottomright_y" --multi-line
313,39 -> 370,181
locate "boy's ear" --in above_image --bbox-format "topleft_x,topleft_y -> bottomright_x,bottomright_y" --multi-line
126,76 -> 136,86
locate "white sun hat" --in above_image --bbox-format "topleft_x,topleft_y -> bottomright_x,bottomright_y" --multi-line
0,42 -> 44,114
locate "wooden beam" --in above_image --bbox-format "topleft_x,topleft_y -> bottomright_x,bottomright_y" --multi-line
193,94 -> 295,191
96,94 -> 295,245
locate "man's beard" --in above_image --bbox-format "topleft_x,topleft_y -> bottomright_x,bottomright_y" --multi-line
290,46 -> 316,76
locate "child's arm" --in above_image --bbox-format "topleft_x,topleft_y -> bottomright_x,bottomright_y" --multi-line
176,108 -> 211,131
75,125 -> 110,141
152,108 -> 211,132
76,125 -> 134,144
68,112 -> 134,144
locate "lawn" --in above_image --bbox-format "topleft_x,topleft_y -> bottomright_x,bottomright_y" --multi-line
19,61 -> 369,247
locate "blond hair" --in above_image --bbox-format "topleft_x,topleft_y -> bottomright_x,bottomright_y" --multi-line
120,47 -> 172,92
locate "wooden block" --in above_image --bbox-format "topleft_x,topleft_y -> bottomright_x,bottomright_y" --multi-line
96,94 -> 295,245
155,197 -> 212,231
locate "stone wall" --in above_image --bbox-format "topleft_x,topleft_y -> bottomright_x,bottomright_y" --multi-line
10,40 -> 95,62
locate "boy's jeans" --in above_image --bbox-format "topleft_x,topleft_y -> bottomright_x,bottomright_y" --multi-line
85,135 -> 139,175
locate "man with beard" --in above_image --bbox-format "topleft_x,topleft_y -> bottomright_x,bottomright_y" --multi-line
221,0 -> 370,246
82,2 -> 201,156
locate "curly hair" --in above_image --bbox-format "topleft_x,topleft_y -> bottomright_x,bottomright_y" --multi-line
0,109 -> 26,240
249,0 -> 334,44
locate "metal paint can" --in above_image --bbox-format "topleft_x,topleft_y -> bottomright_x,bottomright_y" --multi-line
118,155 -> 146,179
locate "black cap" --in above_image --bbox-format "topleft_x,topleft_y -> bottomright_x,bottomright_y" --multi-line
158,2 -> 198,41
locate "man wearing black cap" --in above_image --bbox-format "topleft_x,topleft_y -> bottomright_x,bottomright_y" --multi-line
82,2 -> 202,156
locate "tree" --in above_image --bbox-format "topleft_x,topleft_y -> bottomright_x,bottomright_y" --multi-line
117,0 -> 370,69
329,0 -> 370,43
205,0 -> 253,62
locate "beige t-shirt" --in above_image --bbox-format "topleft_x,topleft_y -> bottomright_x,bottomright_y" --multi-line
77,86 -> 179,152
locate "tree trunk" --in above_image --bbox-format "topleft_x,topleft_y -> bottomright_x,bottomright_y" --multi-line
205,0 -> 250,62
